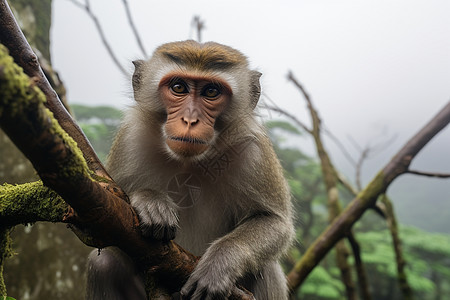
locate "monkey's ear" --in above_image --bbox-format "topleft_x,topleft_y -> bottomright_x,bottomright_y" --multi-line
132,60 -> 145,92
249,71 -> 262,110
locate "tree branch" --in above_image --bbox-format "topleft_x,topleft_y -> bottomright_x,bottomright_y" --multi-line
286,100 -> 450,287
380,194 -> 413,300
261,104 -> 312,134
0,0 -> 110,181
121,0 -> 147,57
0,181 -> 67,226
66,0 -> 128,76
406,170 -> 450,178
287,71 -> 358,299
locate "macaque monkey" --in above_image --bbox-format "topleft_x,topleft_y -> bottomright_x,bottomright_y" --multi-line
86,40 -> 294,300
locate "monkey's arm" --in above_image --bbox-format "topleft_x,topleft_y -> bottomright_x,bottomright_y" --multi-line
181,210 -> 294,299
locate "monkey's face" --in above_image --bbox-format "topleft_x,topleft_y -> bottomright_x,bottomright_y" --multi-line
158,72 -> 231,158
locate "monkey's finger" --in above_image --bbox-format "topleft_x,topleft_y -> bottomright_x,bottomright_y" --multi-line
190,286 -> 207,300
180,281 -> 197,299
152,223 -> 177,240
140,223 -> 176,241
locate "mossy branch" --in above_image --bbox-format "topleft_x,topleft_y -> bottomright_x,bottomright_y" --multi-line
0,181 -> 68,226
287,101 -> 450,288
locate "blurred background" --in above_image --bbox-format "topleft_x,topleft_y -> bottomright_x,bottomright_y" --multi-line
2,0 -> 450,299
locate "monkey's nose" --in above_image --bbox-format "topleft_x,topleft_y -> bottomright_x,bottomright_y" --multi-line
181,116 -> 199,126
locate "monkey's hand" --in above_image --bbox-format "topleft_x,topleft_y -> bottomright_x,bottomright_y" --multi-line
180,251 -> 236,300
130,190 -> 179,241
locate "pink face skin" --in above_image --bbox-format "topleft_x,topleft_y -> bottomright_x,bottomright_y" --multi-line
158,72 -> 232,157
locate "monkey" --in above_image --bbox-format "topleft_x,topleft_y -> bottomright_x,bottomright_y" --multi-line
86,40 -> 294,300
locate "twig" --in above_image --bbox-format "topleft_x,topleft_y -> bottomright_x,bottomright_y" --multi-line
406,170 -> 450,178
262,104 -> 312,134
191,16 -> 205,43
324,127 -> 357,167
121,0 -> 147,57
67,0 -> 128,75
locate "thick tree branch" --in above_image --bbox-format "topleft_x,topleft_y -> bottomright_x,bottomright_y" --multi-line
286,100 -> 450,288
0,0 -> 109,181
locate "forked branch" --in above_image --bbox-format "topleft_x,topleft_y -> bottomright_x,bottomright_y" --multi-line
287,100 -> 450,287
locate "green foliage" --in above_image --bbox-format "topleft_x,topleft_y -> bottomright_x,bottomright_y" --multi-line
71,104 -> 122,121
265,120 -> 302,135
355,226 -> 450,298
71,104 -> 122,162
298,266 -> 345,299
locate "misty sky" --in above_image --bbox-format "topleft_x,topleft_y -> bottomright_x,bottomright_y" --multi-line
50,0 -> 450,231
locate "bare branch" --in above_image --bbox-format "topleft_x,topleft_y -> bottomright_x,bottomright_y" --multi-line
191,16 -> 205,43
380,194 -> 413,299
287,70 -> 313,107
337,172 -> 359,196
121,0 -> 147,57
287,100 -> 450,288
347,233 -> 372,300
324,127 -> 357,167
287,71 -> 358,299
67,0 -> 128,75
261,104 -> 312,134
407,170 -> 450,178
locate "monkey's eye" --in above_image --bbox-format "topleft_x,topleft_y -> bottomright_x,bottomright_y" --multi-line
170,82 -> 188,94
201,85 -> 221,99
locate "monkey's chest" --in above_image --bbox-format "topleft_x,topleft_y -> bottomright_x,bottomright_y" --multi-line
173,185 -> 235,256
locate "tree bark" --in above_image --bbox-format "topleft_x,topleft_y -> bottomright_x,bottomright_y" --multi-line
380,194 -> 413,300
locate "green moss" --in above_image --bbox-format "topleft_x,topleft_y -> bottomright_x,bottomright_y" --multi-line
47,108 -> 91,179
358,170 -> 386,205
0,44 -> 45,118
0,43 -> 90,179
0,181 -> 68,225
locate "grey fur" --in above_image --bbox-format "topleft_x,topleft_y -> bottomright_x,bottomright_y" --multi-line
87,40 -> 294,300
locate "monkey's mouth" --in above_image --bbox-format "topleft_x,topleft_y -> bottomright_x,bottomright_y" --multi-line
168,136 -> 208,145
166,135 -> 209,157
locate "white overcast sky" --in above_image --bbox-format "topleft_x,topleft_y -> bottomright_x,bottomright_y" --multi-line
50,0 -> 450,229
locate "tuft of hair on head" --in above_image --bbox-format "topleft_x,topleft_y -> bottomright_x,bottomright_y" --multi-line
155,40 -> 249,71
